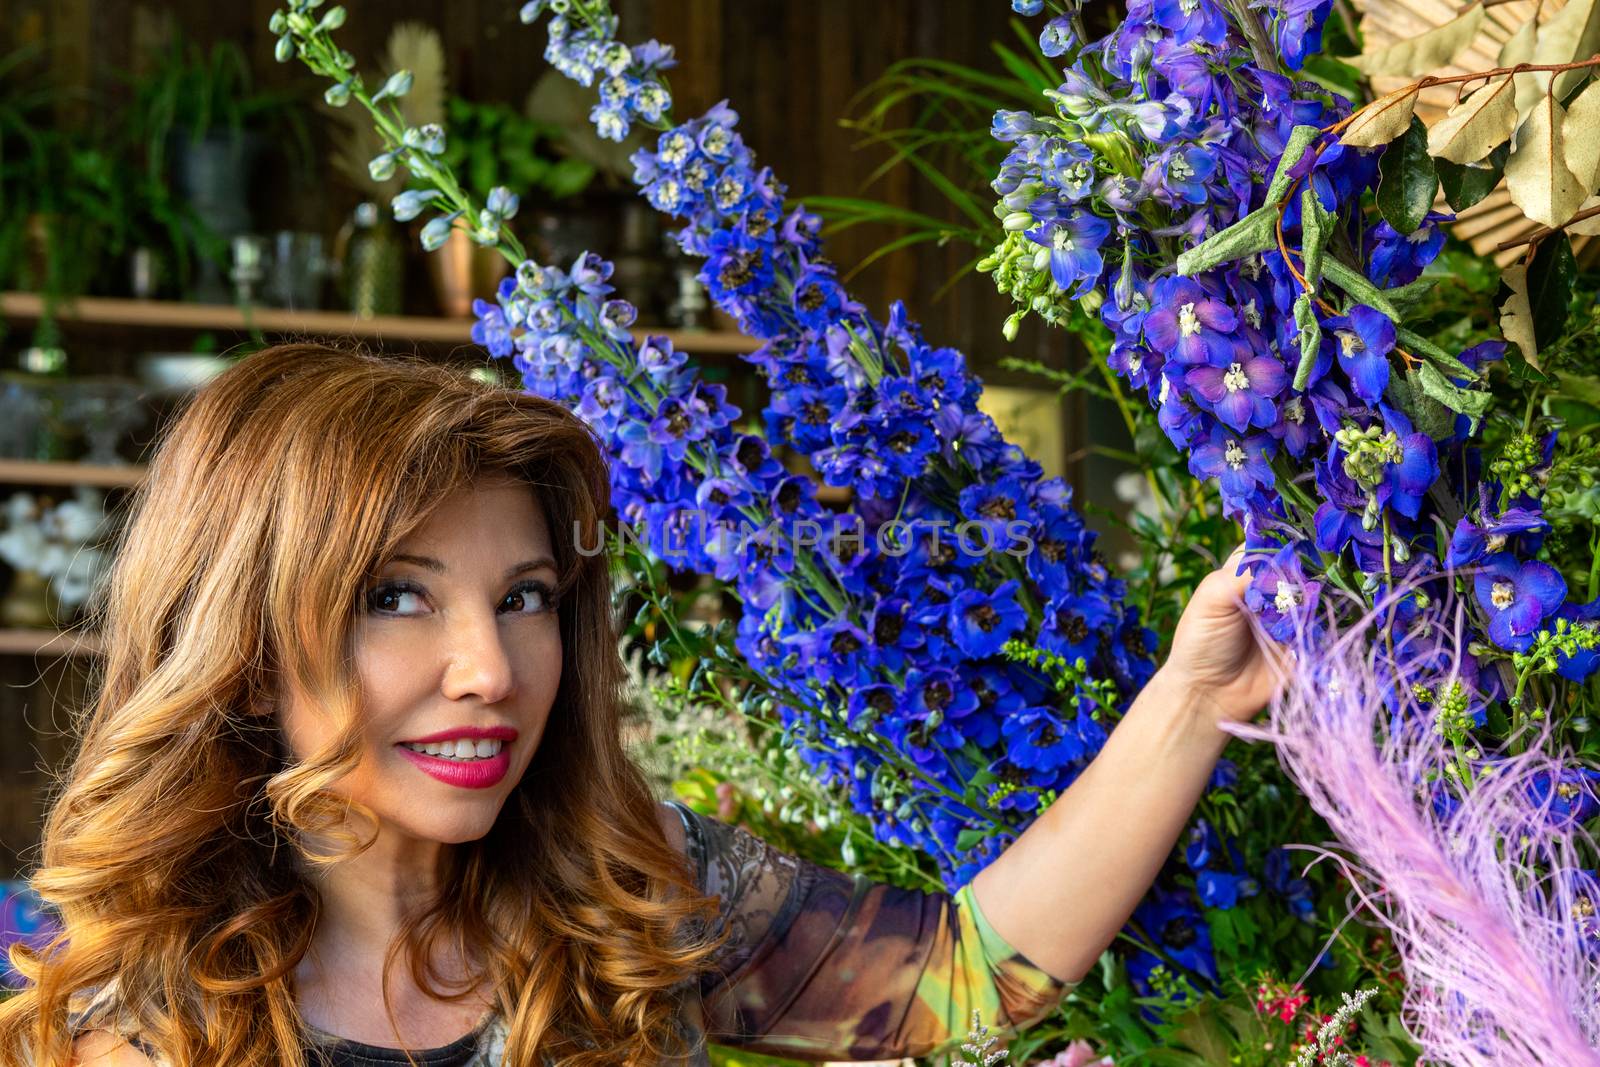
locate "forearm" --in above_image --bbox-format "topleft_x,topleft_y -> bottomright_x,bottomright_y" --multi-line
967,668 -> 1230,984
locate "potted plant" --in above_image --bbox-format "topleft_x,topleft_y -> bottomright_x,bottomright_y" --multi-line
0,44 -> 134,346
124,31 -> 312,303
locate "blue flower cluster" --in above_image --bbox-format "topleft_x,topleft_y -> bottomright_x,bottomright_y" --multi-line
503,4 -> 1168,891
518,0 -> 675,141
982,0 -> 1600,719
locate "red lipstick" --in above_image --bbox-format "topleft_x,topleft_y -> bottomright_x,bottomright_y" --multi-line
394,726 -> 518,790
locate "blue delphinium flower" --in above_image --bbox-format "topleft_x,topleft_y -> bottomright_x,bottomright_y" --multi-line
1266,0 -> 1334,70
1324,305 -> 1395,405
1152,0 -> 1230,46
1474,554 -> 1568,652
1243,541 -> 1323,642
1555,597 -> 1600,681
1527,767 -> 1600,826
1025,211 -> 1111,295
1184,352 -> 1288,432
1189,423 -> 1276,503
951,580 -> 1027,657
1144,278 -> 1239,367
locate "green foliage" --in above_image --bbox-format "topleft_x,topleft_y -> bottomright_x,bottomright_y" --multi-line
430,95 -> 595,205
808,18 -> 1052,293
1375,116 -> 1438,234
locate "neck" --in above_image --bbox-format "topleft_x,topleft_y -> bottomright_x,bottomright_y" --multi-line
298,821 -> 448,960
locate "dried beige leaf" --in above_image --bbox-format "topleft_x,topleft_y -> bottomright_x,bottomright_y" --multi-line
1567,194 -> 1600,235
1564,79 -> 1600,190
1426,78 -> 1517,163
1532,0 -> 1600,100
1499,16 -> 1545,119
1505,91 -> 1589,226
1350,5 -> 1487,77
1341,85 -> 1421,147
1498,263 -> 1539,368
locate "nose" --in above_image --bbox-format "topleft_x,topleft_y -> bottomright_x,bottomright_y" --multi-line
439,610 -> 517,705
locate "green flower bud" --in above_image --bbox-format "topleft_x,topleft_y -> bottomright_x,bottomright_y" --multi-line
274,34 -> 296,62
323,82 -> 351,107
269,9 -> 288,32
1002,311 -> 1024,342
318,4 -> 346,30
1002,211 -> 1034,232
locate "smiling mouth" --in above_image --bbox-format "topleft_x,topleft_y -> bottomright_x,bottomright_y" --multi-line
398,739 -> 504,761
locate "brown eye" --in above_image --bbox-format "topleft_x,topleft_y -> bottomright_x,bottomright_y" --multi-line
503,579 -> 556,616
365,580 -> 426,615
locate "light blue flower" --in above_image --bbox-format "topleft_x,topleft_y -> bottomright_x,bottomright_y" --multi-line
402,123 -> 446,155
390,189 -> 430,222
419,211 -> 461,252
371,69 -> 413,103
484,186 -> 520,219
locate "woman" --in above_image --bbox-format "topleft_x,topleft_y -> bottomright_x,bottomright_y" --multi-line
0,344 -> 1282,1066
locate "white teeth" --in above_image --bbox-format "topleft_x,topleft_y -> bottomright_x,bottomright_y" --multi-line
403,739 -> 504,761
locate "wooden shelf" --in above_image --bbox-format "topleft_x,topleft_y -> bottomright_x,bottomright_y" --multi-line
0,459 -> 146,489
0,292 -> 759,356
0,627 -> 101,657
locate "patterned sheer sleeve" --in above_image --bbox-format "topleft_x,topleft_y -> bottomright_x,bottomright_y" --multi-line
668,801 -> 1072,1062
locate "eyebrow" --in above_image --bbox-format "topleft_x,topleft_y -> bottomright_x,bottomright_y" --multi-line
387,554 -> 559,582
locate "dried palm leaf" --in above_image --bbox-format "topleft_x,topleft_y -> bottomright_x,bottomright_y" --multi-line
383,22 -> 446,130
319,22 -> 447,200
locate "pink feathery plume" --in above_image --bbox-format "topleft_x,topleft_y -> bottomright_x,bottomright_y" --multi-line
1228,584 -> 1600,1067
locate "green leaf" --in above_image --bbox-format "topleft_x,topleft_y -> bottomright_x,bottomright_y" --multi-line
1416,361 -> 1492,434
955,827 -> 989,851
1388,365 -> 1458,441
1382,274 -> 1447,315
1436,142 -> 1510,212
1527,233 -> 1578,352
1397,325 -> 1478,381
1174,205 -> 1278,276
1300,185 -> 1333,290
1376,116 -> 1439,234
1265,124 -> 1322,205
1292,291 -> 1322,391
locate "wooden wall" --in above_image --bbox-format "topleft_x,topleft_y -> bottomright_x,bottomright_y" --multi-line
0,1 -> 1132,877
6,0 -> 1083,385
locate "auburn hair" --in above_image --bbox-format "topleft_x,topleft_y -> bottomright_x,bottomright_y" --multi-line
0,343 -> 725,1065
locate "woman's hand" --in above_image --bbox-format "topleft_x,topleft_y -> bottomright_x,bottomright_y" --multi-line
1159,545 -> 1288,726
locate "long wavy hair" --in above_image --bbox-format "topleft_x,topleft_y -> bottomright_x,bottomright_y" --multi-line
0,343 -> 725,1065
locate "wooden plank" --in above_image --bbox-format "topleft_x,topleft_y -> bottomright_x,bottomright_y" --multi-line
0,293 -> 760,354
0,460 -> 146,489
0,628 -> 102,658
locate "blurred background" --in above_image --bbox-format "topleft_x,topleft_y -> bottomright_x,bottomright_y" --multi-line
0,0 -> 1139,966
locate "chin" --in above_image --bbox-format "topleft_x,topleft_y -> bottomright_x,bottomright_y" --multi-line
396,808 -> 504,845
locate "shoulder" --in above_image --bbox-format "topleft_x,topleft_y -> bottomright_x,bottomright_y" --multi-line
655,799 -> 689,858
70,1030 -> 155,1067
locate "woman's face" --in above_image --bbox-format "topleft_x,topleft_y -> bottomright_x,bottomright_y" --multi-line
275,473 -> 564,845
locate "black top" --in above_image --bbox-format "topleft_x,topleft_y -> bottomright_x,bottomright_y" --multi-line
116,1011 -> 494,1066
301,1025 -> 484,1067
